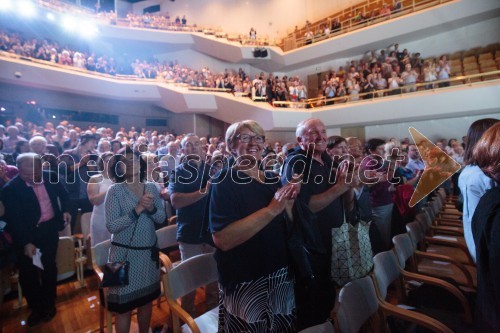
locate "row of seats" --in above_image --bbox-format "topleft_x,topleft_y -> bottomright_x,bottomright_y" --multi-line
448,44 -> 500,83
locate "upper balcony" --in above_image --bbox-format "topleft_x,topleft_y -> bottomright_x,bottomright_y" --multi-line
3,0 -> 499,73
78,0 -> 500,72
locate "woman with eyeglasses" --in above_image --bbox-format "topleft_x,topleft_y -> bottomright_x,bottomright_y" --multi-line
104,146 -> 166,333
209,120 -> 299,332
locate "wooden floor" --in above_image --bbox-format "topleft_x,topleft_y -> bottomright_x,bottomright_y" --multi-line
0,271 -> 174,333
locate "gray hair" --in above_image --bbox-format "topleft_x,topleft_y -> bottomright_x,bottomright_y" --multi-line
16,152 -> 40,168
295,118 -> 322,138
29,136 -> 48,147
180,133 -> 198,148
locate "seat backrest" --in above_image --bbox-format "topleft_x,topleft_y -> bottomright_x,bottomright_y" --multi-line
91,239 -> 111,267
415,210 -> 431,231
156,224 -> 178,250
372,250 -> 401,300
437,188 -> 447,201
80,212 -> 92,240
406,221 -> 424,247
56,236 -> 76,281
392,233 -> 415,268
165,253 -> 218,300
337,276 -> 379,333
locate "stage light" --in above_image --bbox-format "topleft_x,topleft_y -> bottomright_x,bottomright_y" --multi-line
80,22 -> 99,38
19,0 -> 37,18
46,12 -> 55,21
0,0 -> 13,12
62,15 -> 77,32
0,107 -> 6,112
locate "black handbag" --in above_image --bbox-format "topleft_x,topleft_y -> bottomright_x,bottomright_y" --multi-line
99,220 -> 138,288
100,261 -> 130,287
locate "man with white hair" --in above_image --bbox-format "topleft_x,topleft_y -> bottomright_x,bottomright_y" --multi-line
281,118 -> 355,330
2,126 -> 27,154
2,153 -> 71,326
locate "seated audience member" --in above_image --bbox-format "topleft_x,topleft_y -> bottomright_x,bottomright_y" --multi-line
209,120 -> 298,332
2,153 -> 71,326
470,122 -> 500,333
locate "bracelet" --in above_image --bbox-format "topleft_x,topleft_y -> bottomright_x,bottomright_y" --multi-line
146,206 -> 158,216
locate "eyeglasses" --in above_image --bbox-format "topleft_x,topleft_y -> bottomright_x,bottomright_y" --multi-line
236,134 -> 265,144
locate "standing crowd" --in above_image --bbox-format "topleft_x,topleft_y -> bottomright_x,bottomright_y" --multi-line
0,115 -> 498,332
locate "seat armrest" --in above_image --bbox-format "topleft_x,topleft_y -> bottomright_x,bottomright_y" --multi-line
400,270 -> 473,323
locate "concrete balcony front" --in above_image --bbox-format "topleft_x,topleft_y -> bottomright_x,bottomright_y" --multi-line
1,55 -> 499,132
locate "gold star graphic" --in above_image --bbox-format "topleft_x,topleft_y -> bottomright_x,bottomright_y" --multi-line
408,127 -> 462,207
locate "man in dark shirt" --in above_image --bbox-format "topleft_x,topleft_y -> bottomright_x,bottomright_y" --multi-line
282,118 -> 354,330
3,153 -> 71,326
168,133 -> 217,316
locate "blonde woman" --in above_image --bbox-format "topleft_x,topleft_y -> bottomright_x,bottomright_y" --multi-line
209,120 -> 298,332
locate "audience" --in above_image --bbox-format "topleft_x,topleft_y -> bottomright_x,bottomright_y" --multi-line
3,26 -> 477,109
1,113 -> 498,331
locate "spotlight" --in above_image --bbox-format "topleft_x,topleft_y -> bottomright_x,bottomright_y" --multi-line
19,0 -> 37,18
0,0 -> 13,12
62,15 -> 77,31
0,107 -> 6,112
46,12 -> 55,21
80,22 -> 99,38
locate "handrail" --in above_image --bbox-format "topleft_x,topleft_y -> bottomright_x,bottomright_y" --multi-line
281,0 -> 454,51
272,71 -> 500,108
2,51 -> 498,110
187,87 -> 232,93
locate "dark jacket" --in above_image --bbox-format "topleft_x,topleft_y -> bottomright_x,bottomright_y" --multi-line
472,186 -> 500,332
2,171 -> 69,248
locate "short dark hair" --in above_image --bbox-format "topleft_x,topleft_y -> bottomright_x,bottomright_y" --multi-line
326,135 -> 346,149
365,138 -> 385,154
108,146 -> 146,183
